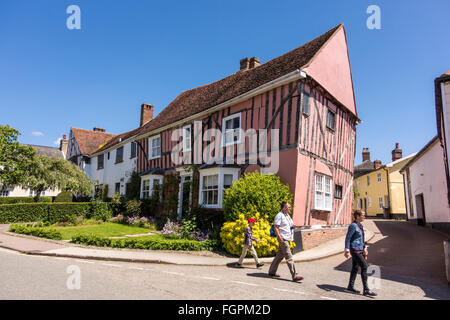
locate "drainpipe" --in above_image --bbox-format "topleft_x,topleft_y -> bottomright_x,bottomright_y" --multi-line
383,167 -> 391,219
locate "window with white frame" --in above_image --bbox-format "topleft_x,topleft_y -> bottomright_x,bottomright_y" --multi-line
141,176 -> 162,199
149,135 -> 161,159
183,125 -> 192,151
199,168 -> 239,208
379,196 -> 383,209
377,173 -> 382,183
368,197 -> 372,208
141,179 -> 151,199
222,113 -> 241,146
0,190 -> 9,197
314,173 -> 332,211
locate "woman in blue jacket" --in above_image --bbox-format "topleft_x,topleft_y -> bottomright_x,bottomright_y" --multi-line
344,209 -> 377,297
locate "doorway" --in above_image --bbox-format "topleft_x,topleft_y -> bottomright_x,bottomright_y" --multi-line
415,193 -> 426,226
177,175 -> 192,220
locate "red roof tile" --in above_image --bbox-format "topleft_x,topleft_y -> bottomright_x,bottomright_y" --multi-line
71,127 -> 117,155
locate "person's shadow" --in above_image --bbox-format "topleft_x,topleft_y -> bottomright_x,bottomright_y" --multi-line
246,272 -> 302,283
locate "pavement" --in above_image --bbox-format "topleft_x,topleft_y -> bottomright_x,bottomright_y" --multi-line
0,223 -> 374,266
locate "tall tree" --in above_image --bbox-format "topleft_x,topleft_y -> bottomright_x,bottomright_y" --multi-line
23,156 -> 93,202
0,125 -> 35,189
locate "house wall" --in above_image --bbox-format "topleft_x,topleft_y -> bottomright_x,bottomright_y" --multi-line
7,186 -> 60,197
407,140 -> 450,224
442,81 -> 450,194
387,159 -> 410,216
353,170 -> 388,217
137,78 -> 357,227
91,142 -> 138,197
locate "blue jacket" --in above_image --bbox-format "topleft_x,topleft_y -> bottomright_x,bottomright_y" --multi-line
345,222 -> 366,252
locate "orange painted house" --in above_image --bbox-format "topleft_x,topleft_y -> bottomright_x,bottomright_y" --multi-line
133,24 -> 359,249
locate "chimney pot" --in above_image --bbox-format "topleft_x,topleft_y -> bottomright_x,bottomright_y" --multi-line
362,148 -> 371,162
392,143 -> 403,161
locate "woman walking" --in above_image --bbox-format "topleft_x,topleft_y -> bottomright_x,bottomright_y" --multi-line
344,209 -> 377,297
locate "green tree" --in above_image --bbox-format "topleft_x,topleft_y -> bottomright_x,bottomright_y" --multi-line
22,156 -> 93,202
223,171 -> 293,222
0,125 -> 35,189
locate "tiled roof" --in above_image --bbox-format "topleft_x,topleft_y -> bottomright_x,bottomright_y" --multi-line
134,24 -> 344,139
27,145 -> 64,159
354,160 -> 375,178
92,127 -> 141,155
71,127 -> 117,156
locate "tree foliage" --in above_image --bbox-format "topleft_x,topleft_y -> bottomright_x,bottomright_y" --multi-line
223,171 -> 293,222
0,125 -> 35,189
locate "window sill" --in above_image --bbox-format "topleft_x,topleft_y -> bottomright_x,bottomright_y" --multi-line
97,167 -> 104,170
115,160 -> 124,164
149,156 -> 161,160
326,126 -> 336,133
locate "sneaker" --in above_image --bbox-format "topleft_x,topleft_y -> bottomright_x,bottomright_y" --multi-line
363,290 -> 377,297
293,275 -> 304,282
256,263 -> 265,268
345,287 -> 360,294
269,273 -> 281,278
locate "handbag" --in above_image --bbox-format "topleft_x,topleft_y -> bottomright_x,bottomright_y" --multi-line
270,224 -> 276,237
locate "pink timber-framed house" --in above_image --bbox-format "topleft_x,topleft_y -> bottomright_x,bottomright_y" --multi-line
133,24 -> 359,248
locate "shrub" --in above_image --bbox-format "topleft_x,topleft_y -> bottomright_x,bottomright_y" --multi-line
47,203 -> 91,223
9,224 -> 63,240
0,196 -> 52,204
91,202 -> 112,221
220,212 -> 295,257
70,234 -> 220,251
0,203 -> 49,223
125,200 -> 142,217
223,171 -> 293,222
55,192 -> 74,203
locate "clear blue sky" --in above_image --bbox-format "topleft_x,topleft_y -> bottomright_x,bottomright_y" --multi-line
0,0 -> 449,165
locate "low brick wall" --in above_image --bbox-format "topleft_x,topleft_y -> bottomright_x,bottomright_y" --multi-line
293,226 -> 348,253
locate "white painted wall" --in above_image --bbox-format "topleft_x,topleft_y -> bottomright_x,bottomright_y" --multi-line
407,139 -> 450,223
91,142 -> 137,197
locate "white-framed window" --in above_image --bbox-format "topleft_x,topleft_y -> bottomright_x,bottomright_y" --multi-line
149,135 -> 161,159
199,168 -> 239,208
379,196 -> 383,209
314,173 -> 332,211
368,197 -> 372,208
377,173 -> 382,183
140,175 -> 163,199
141,179 -> 151,199
222,113 -> 242,146
0,190 -> 9,197
183,125 -> 192,151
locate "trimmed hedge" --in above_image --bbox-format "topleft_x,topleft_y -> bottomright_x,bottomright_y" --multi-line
9,224 -> 63,240
55,192 -> 74,203
0,202 -> 111,224
0,197 -> 53,204
70,234 -> 221,251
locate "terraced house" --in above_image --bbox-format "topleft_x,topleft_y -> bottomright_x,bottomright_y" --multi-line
131,23 -> 359,245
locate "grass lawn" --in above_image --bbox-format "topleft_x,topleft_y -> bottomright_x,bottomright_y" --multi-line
44,223 -> 155,240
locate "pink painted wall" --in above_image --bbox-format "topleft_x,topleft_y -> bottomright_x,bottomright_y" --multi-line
408,139 -> 450,223
303,26 -> 357,116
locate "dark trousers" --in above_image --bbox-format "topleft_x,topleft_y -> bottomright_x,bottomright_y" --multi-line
348,251 -> 369,291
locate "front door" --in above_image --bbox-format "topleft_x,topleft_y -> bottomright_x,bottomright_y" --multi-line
415,194 -> 426,226
177,175 -> 192,220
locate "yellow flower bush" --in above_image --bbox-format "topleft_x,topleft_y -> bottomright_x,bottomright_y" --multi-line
220,212 -> 295,257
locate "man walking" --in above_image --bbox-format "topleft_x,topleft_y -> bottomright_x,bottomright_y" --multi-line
268,202 -> 303,282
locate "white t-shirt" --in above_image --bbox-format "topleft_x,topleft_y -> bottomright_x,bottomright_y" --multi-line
274,211 -> 294,241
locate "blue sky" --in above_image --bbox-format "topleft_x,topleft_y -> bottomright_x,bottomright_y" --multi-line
0,0 -> 449,165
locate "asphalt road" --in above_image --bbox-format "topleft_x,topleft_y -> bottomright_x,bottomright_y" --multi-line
0,220 -> 449,300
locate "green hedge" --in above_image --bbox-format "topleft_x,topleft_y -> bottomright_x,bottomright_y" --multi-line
0,197 -> 53,204
70,234 -> 221,251
9,224 -> 62,240
55,192 -> 73,203
0,202 -> 111,224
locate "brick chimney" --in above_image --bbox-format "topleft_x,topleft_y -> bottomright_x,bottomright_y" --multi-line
60,134 -> 68,158
374,160 -> 382,169
93,127 -> 106,132
249,57 -> 260,69
362,148 -> 371,162
240,57 -> 250,71
392,142 -> 403,161
140,103 -> 154,127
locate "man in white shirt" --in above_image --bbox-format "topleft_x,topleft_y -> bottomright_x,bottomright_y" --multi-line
268,201 -> 303,282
